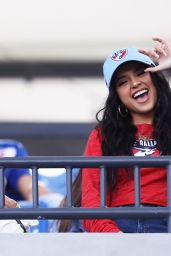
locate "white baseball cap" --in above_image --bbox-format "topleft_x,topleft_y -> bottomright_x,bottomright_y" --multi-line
103,47 -> 155,88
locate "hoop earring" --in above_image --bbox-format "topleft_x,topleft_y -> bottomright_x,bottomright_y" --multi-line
118,104 -> 128,118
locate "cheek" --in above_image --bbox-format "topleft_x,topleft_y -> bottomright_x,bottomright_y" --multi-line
142,75 -> 153,87
142,76 -> 157,100
147,81 -> 157,98
153,87 -> 158,102
116,87 -> 129,102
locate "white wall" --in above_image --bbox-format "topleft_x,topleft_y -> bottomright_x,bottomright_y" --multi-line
0,78 -> 107,122
0,0 -> 170,122
0,0 -> 170,61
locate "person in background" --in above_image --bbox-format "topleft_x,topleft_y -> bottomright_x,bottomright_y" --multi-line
0,139 -> 49,201
0,195 -> 38,233
82,37 -> 171,233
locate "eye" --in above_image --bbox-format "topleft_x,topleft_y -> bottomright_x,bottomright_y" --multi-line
117,80 -> 128,87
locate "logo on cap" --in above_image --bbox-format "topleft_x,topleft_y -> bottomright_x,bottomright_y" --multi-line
111,49 -> 128,61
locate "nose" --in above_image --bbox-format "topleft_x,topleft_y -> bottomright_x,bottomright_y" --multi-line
131,78 -> 141,88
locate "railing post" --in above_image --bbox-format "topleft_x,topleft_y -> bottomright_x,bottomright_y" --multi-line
100,166 -> 106,208
32,167 -> 39,207
0,167 -> 4,208
167,163 -> 171,233
66,167 -> 72,207
134,165 -> 141,207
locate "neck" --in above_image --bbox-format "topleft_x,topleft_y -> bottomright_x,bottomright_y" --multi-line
132,112 -> 154,125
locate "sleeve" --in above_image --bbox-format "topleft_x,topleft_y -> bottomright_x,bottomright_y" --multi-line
81,129 -> 121,232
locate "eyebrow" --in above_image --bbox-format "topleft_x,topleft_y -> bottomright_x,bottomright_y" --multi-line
116,65 -> 145,81
135,65 -> 145,72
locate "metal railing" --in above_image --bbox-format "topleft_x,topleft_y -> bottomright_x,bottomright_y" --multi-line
0,156 -> 171,232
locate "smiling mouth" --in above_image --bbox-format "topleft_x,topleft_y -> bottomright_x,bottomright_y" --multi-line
132,89 -> 149,100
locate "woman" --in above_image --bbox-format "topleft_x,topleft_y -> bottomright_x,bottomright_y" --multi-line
82,37 -> 171,233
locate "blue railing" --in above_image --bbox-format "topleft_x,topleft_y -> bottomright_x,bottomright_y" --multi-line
0,156 -> 171,232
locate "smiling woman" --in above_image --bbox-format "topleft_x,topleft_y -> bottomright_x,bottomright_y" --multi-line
81,37 -> 171,233
114,61 -> 157,124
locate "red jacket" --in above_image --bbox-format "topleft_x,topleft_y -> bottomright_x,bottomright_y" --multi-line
82,124 -> 167,232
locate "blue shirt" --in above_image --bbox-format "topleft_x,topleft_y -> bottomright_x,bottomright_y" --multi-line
0,139 -> 30,200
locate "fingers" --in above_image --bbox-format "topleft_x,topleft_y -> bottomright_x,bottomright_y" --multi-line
139,37 -> 171,72
5,195 -> 20,208
154,46 -> 167,56
144,66 -> 162,73
139,36 -> 168,57
139,47 -> 166,59
139,48 -> 159,59
153,37 -> 170,53
152,37 -> 168,47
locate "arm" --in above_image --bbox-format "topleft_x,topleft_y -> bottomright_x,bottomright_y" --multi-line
17,175 -> 49,201
82,129 -> 121,232
139,37 -> 171,72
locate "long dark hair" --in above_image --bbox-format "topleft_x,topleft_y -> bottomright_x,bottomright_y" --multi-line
96,71 -> 171,190
58,170 -> 82,232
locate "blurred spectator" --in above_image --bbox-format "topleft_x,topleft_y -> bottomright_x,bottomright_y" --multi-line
0,139 -> 49,201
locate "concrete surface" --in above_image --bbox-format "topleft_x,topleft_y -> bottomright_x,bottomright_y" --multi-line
0,233 -> 170,256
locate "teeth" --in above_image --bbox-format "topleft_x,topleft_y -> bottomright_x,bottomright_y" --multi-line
133,89 -> 148,99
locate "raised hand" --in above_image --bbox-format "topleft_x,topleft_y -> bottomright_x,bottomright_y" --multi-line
139,37 -> 171,72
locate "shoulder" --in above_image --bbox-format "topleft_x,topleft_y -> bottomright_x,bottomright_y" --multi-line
84,128 -> 102,156
0,140 -> 28,157
0,139 -> 25,150
88,128 -> 102,143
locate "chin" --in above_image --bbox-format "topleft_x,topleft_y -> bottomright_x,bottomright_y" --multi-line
136,102 -> 155,112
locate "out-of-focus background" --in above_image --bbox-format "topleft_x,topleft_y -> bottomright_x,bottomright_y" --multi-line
0,0 -> 170,156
